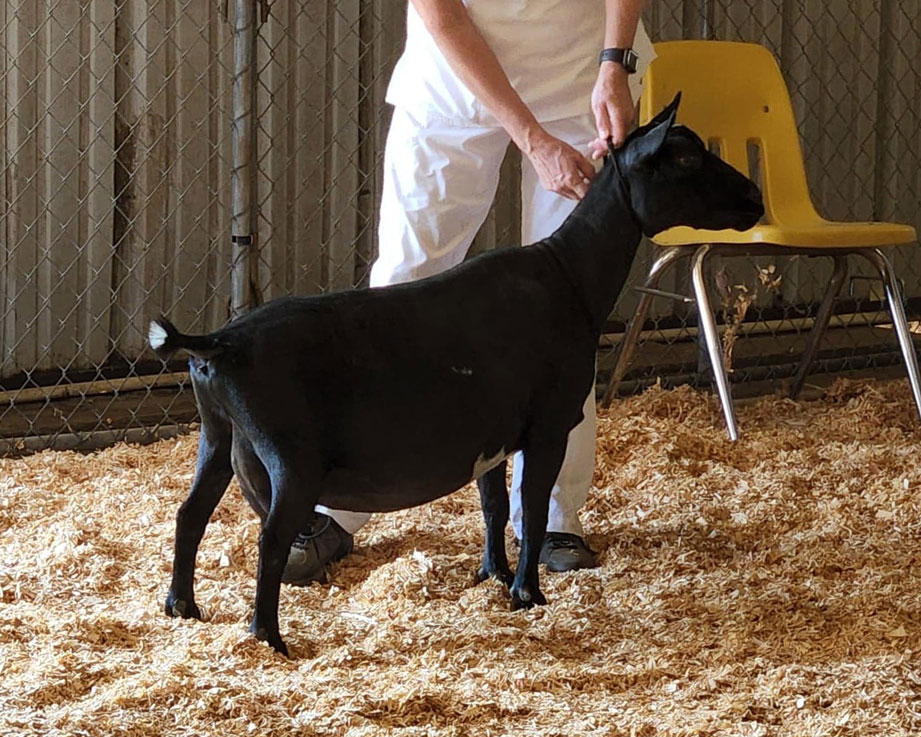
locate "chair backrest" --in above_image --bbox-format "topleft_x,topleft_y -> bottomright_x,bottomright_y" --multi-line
640,41 -> 822,225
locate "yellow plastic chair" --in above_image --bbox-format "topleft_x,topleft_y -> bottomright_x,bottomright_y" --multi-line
601,41 -> 920,439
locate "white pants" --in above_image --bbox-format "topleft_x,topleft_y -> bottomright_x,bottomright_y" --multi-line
320,110 -> 601,539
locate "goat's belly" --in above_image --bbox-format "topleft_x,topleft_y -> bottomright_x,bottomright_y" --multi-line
316,471 -> 458,513
316,450 -> 509,513
230,420 -> 515,515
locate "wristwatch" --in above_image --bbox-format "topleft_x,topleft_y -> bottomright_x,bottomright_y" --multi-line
599,47 -> 638,73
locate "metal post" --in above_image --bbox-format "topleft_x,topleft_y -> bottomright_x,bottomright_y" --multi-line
790,255 -> 848,399
691,245 -> 739,441
701,0 -> 712,39
230,0 -> 256,319
864,248 -> 921,422
600,247 -> 694,408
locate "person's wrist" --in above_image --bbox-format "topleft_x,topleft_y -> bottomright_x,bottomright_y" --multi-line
599,47 -> 638,73
514,120 -> 549,156
598,61 -> 630,81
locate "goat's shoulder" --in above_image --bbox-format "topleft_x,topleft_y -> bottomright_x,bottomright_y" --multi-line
446,242 -> 569,295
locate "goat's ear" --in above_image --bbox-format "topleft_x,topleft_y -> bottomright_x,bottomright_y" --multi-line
623,91 -> 681,167
648,91 -> 681,127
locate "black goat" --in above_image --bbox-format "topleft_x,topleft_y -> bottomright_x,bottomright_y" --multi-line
151,94 -> 763,656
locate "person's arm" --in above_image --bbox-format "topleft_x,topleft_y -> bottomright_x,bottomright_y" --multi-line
411,0 -> 596,200
590,0 -> 647,158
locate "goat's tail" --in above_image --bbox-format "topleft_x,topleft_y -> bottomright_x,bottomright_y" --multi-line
149,316 -> 223,361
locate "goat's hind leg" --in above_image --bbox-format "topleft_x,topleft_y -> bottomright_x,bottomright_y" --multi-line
232,432 -> 271,522
249,458 -> 320,656
165,409 -> 234,621
475,460 -> 513,588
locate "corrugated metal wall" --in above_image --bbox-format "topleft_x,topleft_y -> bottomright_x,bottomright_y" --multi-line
1,0 -> 919,398
2,0 -> 235,378
251,0 -> 401,301
2,1 -> 118,376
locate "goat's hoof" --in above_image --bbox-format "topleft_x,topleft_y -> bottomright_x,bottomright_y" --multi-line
250,625 -> 289,657
510,586 -> 547,610
165,594 -> 201,620
475,564 -> 514,589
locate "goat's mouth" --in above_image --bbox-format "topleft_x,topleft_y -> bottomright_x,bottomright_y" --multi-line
724,199 -> 765,230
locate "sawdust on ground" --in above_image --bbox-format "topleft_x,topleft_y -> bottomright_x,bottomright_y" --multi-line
1,378 -> 920,736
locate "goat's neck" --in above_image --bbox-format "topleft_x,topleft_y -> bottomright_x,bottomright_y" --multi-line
541,160 -> 643,335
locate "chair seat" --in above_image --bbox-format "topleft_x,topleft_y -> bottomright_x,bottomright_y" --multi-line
653,220 -> 917,248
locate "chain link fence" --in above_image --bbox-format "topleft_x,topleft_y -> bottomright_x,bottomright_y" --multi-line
1,0 -> 236,452
2,0 -> 919,453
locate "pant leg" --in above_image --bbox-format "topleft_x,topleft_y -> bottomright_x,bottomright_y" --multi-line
510,112 -> 603,538
317,507 -> 373,536
321,107 -> 511,534
370,108 -> 512,286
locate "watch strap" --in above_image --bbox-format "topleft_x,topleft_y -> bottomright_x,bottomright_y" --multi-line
599,47 -> 638,73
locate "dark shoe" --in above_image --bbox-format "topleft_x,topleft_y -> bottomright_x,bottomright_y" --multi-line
282,514 -> 354,586
539,532 -> 597,572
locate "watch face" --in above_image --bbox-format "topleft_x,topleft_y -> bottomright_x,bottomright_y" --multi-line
624,49 -> 638,72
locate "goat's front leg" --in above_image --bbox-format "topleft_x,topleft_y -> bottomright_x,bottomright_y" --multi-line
475,460 -> 513,588
166,419 -> 233,621
511,439 -> 568,610
249,465 -> 317,657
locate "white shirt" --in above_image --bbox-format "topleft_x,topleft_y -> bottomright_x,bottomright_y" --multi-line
386,1 -> 655,127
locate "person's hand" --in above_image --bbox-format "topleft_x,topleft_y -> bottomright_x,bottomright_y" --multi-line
522,128 -> 597,200
590,63 -> 636,159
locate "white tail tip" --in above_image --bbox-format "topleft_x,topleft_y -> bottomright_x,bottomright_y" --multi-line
148,321 -> 168,351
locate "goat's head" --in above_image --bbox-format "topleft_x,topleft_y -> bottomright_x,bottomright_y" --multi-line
613,93 -> 764,236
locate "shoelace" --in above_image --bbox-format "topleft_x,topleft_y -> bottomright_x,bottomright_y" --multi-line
291,516 -> 331,548
544,534 -> 582,551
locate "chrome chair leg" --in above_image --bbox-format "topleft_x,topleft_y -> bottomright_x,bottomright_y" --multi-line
790,254 -> 849,399
691,244 -> 739,441
862,248 -> 921,422
600,247 -> 692,407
